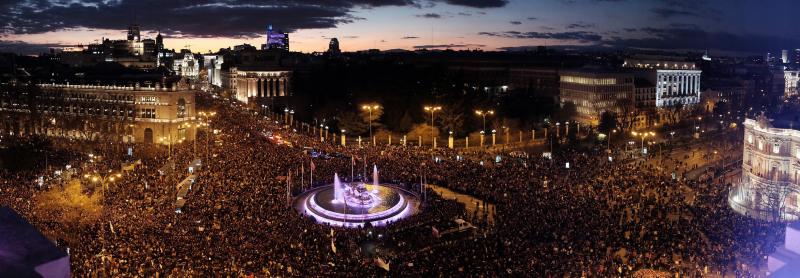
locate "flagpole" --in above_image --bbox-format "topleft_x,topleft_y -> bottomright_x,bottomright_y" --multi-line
310,160 -> 314,188
301,164 -> 305,191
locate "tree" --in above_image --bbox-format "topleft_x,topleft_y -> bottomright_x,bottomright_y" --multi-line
439,108 -> 465,136
598,111 -> 618,134
336,111 -> 369,135
615,98 -> 636,132
555,101 -> 577,122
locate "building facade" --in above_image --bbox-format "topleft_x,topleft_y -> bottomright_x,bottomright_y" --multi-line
559,70 -> 635,125
785,70 -> 799,98
173,50 -> 200,79
203,54 -> 224,87
0,83 -> 197,144
623,59 -> 702,108
231,67 -> 291,104
730,116 -> 800,221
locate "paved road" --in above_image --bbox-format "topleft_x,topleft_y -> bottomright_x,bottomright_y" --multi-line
427,184 -> 495,225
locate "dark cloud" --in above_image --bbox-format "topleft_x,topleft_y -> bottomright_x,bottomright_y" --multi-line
458,12 -> 472,16
566,22 -> 595,29
479,31 -> 602,42
416,13 -> 442,18
0,0 -> 506,38
441,0 -> 508,8
527,17 -> 538,20
651,0 -> 721,20
607,27 -> 800,53
413,43 -> 486,49
402,36 -> 420,39
623,28 -> 637,32
510,21 -> 522,25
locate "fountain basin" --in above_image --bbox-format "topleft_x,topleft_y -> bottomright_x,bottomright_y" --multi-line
294,183 -> 419,228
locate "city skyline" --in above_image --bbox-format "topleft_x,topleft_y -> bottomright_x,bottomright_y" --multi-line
0,0 -> 799,55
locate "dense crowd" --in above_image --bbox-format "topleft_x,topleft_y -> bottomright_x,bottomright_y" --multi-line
0,93 -> 785,276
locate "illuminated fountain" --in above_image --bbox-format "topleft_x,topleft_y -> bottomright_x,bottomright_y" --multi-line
293,166 -> 419,227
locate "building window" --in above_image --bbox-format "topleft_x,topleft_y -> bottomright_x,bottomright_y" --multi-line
758,141 -> 763,151
773,143 -> 781,154
177,98 -> 187,118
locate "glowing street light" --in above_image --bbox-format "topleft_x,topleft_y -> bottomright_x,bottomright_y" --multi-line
474,109 -> 494,133
631,131 -> 655,154
424,106 -> 442,148
361,104 -> 380,146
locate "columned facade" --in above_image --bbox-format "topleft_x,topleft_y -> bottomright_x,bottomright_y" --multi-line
654,70 -> 702,107
232,68 -> 291,104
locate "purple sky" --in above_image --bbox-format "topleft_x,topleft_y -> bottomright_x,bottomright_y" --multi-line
0,0 -> 797,55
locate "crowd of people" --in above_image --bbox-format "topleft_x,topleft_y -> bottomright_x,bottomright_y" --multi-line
0,92 -> 786,277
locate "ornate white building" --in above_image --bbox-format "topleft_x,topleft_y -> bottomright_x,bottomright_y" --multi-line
173,51 -> 200,79
730,115 -> 800,221
623,58 -> 702,108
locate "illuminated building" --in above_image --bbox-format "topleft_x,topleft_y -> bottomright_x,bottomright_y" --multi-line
263,25 -> 289,52
783,49 -> 790,64
623,58 -> 702,108
173,50 -> 200,78
785,70 -> 800,98
231,66 -> 291,104
203,54 -> 224,87
559,69 -> 634,125
0,83 -> 197,144
730,115 -> 800,221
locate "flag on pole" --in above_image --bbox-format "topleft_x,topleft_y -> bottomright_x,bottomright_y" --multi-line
331,237 -> 337,253
351,156 -> 356,166
431,226 -> 440,238
310,160 -> 316,171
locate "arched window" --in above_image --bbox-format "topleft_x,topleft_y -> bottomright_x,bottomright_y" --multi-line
177,98 -> 187,118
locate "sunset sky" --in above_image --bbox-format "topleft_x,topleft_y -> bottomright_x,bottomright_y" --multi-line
0,0 -> 798,55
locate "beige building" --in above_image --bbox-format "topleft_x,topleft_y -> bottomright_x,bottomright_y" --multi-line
559,69 -> 635,125
730,115 -> 800,221
231,67 -> 291,104
0,83 -> 197,144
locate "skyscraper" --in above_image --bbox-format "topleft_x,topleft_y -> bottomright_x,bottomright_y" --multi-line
781,49 -> 789,64
155,31 -> 163,52
265,25 -> 289,52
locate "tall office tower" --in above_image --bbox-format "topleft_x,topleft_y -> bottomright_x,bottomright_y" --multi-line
782,49 -> 789,64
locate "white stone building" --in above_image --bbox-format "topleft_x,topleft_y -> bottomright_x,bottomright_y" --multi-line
730,115 -> 800,221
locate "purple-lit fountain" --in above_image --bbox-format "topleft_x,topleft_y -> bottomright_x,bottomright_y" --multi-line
293,166 -> 420,227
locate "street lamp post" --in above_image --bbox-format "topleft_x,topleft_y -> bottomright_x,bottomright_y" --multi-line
361,104 -> 380,146
631,131 -> 655,155
424,106 -> 442,148
474,110 -> 494,134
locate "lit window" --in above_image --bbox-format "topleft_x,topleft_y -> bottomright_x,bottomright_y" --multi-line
747,134 -> 753,144
773,143 -> 781,154
758,141 -> 763,150
797,149 -> 800,159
